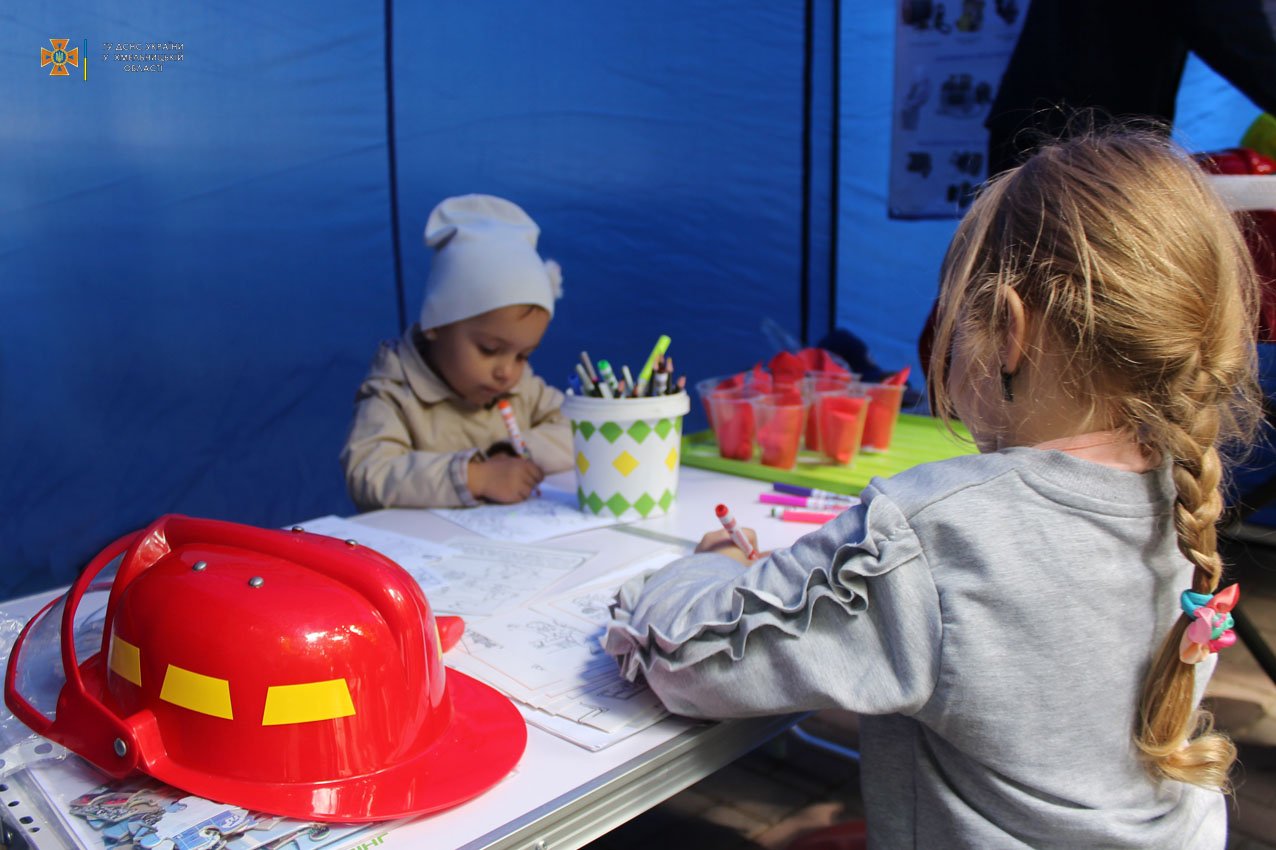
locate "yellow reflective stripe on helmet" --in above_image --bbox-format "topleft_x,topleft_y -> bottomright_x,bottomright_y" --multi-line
108,636 -> 142,686
160,664 -> 233,719
261,679 -> 355,726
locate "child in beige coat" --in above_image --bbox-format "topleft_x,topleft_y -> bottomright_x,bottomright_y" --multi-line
341,195 -> 572,509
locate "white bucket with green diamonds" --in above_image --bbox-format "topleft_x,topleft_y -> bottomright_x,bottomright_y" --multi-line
562,391 -> 690,520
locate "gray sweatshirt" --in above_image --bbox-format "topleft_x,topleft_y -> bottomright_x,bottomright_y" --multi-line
603,448 -> 1225,849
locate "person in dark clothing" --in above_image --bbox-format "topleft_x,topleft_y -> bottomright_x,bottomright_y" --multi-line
917,0 -> 1276,382
985,0 -> 1276,176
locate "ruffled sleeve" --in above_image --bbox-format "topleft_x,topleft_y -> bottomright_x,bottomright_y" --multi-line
601,484 -> 942,719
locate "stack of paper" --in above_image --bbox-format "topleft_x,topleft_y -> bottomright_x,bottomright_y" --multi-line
299,519 -> 682,751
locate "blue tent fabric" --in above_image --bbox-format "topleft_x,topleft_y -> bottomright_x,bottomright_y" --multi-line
3,3 -> 1272,598
3,3 -> 395,595
1,2 -> 809,596
390,3 -> 806,425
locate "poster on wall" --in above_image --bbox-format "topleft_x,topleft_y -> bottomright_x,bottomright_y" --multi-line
889,0 -> 1027,219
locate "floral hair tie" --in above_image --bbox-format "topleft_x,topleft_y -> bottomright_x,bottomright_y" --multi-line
1179,584 -> 1239,664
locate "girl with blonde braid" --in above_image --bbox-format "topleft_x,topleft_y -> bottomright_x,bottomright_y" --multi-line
604,130 -> 1260,849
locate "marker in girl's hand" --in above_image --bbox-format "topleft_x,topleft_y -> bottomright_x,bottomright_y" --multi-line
771,506 -> 843,524
715,503 -> 759,559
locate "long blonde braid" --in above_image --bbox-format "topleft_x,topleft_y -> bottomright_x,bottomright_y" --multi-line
929,128 -> 1262,789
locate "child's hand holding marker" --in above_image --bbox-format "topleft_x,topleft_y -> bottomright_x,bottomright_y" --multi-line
468,453 -> 545,503
697,503 -> 761,565
496,398 -> 541,497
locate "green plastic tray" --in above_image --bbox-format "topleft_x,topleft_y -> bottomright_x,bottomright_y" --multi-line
681,413 -> 975,496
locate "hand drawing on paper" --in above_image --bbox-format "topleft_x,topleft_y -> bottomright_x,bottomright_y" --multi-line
430,484 -> 621,543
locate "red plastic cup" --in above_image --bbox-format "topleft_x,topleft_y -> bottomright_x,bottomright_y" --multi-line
708,388 -> 759,460
861,383 -> 905,453
696,373 -> 751,430
802,371 -> 855,451
752,391 -> 806,470
696,377 -> 723,429
819,394 -> 871,466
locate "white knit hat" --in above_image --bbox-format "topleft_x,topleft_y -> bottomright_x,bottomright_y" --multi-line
418,194 -> 563,330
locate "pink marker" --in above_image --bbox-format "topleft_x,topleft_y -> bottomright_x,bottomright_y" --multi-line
715,503 -> 759,559
770,506 -> 842,524
759,492 -> 852,510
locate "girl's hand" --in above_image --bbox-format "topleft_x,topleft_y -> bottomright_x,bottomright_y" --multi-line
695,528 -> 763,565
468,455 -> 545,503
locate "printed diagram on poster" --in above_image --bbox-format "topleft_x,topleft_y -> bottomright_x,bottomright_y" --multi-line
890,0 -> 1028,218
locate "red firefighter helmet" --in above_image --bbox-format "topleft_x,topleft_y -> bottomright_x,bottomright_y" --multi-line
4,515 -> 527,822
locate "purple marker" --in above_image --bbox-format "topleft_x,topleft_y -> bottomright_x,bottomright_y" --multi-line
773,483 -> 856,502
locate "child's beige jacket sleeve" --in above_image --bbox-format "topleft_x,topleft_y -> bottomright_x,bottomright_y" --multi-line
339,332 -> 571,511
339,346 -> 481,511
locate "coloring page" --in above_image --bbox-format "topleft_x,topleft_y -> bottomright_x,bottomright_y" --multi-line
532,550 -> 682,628
425,539 -> 589,617
460,609 -> 603,691
289,516 -> 451,590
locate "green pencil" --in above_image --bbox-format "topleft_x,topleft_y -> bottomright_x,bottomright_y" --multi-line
634,335 -> 671,396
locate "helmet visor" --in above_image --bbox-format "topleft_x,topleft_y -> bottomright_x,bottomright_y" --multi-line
9,553 -> 120,724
